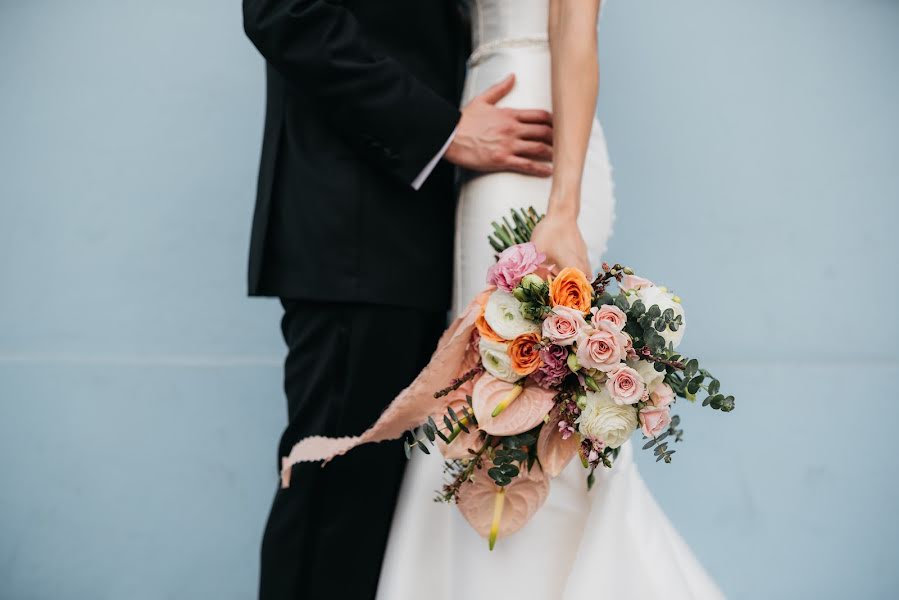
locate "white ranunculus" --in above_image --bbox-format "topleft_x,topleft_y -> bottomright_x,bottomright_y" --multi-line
575,389 -> 638,448
633,285 -> 686,349
483,289 -> 540,340
478,338 -> 519,382
628,358 -> 664,390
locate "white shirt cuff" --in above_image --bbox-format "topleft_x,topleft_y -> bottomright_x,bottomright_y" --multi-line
410,127 -> 457,190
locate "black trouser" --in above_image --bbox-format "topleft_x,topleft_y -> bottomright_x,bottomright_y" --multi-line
259,299 -> 446,600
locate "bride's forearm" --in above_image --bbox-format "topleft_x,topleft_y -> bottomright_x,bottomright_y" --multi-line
547,0 -> 601,220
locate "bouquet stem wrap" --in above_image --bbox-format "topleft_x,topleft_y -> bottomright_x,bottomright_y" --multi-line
279,298 -> 482,488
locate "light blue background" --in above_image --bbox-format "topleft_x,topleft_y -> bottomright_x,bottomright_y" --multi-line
1,1 -> 897,598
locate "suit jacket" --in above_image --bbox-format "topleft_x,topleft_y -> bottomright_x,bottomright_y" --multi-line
243,0 -> 469,311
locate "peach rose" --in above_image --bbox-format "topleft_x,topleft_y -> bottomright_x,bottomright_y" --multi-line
649,382 -> 675,408
590,305 -> 627,331
639,405 -> 671,438
605,365 -> 646,405
549,267 -> 593,312
576,322 -> 627,372
508,332 -> 543,375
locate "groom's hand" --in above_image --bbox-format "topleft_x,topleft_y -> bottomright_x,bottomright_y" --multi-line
444,74 -> 554,177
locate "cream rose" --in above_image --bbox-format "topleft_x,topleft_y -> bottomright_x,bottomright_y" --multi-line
605,365 -> 647,405
576,389 -> 638,449
484,289 -> 541,340
576,322 -> 627,372
478,338 -> 518,382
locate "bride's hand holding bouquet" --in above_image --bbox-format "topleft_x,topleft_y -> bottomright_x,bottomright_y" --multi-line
529,195 -> 590,274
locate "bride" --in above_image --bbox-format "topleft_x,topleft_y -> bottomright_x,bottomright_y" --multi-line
377,1 -> 724,598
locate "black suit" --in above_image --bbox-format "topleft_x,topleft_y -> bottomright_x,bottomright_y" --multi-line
245,0 -> 468,310
242,1 -> 468,598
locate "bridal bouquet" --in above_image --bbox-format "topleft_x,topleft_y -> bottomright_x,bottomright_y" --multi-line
280,208 -> 733,549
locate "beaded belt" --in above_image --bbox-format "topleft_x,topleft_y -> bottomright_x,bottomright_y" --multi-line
467,35 -> 549,67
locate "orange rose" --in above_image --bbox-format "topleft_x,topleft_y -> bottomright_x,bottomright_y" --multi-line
549,267 -> 593,312
508,332 -> 543,375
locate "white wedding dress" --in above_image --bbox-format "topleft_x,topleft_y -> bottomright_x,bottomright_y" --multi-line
378,1 -> 724,598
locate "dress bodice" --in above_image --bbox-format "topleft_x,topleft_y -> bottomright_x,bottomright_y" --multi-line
467,0 -> 550,50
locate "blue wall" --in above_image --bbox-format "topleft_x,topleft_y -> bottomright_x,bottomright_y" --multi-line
1,1 -> 896,598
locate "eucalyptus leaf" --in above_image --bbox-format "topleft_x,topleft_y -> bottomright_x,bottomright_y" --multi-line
684,359 -> 699,378
500,464 -> 520,477
687,376 -> 703,395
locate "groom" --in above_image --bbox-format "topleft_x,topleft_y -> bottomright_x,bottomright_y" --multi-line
243,1 -> 554,598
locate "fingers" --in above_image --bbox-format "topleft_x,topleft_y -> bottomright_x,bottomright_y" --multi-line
517,123 -> 553,144
513,140 -> 553,161
511,109 -> 553,125
504,155 -> 553,178
479,74 -> 516,105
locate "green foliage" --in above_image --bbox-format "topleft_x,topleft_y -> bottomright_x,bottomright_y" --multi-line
486,428 -> 540,487
594,290 -> 614,307
664,364 -> 735,413
406,395 -> 480,458
515,274 -> 552,322
488,207 -> 544,253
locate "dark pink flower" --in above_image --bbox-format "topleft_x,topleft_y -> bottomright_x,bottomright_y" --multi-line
532,344 -> 569,389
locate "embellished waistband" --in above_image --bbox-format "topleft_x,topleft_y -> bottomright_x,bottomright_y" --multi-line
467,35 -> 549,67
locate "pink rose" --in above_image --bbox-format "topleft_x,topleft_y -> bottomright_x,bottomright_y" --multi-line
486,242 -> 546,292
649,382 -> 675,408
576,322 -> 627,372
619,274 -> 653,292
542,306 -> 587,346
590,305 -> 627,330
605,365 -> 646,405
640,405 -> 671,438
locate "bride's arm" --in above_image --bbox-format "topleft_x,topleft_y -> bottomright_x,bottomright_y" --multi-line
531,0 -> 602,273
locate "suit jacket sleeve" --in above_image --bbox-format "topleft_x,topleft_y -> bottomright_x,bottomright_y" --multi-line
243,0 -> 462,185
